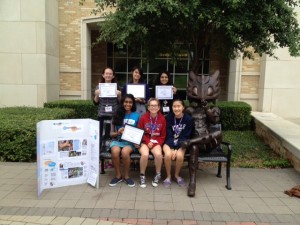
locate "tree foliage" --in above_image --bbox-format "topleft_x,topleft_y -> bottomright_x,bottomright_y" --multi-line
82,0 -> 300,73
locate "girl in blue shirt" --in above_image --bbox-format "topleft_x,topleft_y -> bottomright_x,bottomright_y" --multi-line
109,94 -> 140,187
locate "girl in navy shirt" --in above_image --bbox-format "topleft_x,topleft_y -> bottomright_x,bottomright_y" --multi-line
163,99 -> 193,187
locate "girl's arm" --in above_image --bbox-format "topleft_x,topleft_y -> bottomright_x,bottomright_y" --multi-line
157,116 -> 167,146
110,123 -> 119,138
178,116 -> 194,143
138,117 -> 150,144
93,88 -> 100,105
145,83 -> 150,102
165,115 -> 174,143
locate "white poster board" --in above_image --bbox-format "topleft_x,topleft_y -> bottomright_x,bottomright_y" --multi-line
37,119 -> 99,197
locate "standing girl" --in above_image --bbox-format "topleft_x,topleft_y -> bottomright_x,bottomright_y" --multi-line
138,98 -> 166,188
94,67 -> 121,167
153,70 -> 177,116
109,94 -> 140,187
122,66 -> 150,116
163,99 -> 194,187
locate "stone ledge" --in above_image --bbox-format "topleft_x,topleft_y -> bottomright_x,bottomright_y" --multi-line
252,112 -> 300,172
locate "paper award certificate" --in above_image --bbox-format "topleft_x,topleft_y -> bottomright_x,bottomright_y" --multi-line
155,85 -> 173,100
126,84 -> 146,99
99,83 -> 117,98
121,124 -> 144,145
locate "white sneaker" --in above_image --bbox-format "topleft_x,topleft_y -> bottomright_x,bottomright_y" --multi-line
152,173 -> 161,187
139,174 -> 146,188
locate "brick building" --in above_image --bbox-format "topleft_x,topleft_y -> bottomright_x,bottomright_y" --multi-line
0,0 -> 300,118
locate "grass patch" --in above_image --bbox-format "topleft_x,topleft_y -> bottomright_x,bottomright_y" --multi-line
223,130 -> 292,168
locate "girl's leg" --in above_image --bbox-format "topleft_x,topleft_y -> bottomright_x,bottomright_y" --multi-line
139,144 -> 150,175
121,146 -> 133,179
151,145 -> 163,174
174,147 -> 186,179
163,144 -> 172,179
111,146 -> 122,178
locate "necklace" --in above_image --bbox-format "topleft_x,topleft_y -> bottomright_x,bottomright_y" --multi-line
174,115 -> 183,136
150,114 -> 158,137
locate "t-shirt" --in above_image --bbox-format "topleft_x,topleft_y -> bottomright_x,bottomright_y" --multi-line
164,113 -> 194,149
94,84 -> 119,117
138,111 -> 166,146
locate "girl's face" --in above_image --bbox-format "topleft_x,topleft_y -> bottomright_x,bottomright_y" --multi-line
172,100 -> 184,117
123,97 -> 133,112
132,69 -> 141,82
148,100 -> 160,114
102,68 -> 115,82
160,73 -> 169,85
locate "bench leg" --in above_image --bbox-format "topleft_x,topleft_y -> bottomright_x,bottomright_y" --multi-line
100,158 -> 106,174
226,161 -> 232,190
188,146 -> 198,197
217,162 -> 222,178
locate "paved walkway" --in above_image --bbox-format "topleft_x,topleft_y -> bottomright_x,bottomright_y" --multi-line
1,113 -> 300,225
0,162 -> 300,225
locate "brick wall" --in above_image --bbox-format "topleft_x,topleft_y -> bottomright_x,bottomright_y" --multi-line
59,0 -> 97,92
255,120 -> 300,172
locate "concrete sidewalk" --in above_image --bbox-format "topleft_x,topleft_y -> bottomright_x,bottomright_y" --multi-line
0,162 -> 300,225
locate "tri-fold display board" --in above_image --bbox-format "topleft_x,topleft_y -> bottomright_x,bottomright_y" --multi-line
36,119 -> 99,197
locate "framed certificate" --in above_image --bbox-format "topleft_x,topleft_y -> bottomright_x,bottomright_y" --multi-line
126,84 -> 145,99
155,85 -> 173,100
99,83 -> 117,98
121,124 -> 144,145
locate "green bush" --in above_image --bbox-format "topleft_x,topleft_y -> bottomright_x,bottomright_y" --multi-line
215,101 -> 252,130
44,100 -> 98,120
0,107 -> 76,162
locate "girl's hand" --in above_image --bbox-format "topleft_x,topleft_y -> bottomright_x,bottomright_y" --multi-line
148,142 -> 153,149
118,127 -> 124,135
135,98 -> 145,103
172,86 -> 177,94
95,89 -> 100,96
117,90 -> 121,96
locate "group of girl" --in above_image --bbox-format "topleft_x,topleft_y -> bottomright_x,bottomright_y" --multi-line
94,66 -> 194,188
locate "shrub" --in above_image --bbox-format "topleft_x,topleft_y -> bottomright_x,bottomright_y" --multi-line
44,100 -> 98,120
0,107 -> 76,162
215,101 -> 252,130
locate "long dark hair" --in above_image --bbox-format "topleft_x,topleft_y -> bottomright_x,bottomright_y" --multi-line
112,94 -> 136,126
154,70 -> 173,85
129,66 -> 144,83
99,67 -> 118,83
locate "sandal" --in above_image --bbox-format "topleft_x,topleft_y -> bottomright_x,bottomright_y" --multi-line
176,177 -> 186,187
163,178 -> 172,188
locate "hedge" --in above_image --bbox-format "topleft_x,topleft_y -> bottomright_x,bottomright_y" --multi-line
215,101 -> 252,130
0,107 -> 76,162
44,100 -> 98,120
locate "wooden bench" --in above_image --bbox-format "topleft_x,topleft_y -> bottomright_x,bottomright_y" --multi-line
99,122 -> 232,190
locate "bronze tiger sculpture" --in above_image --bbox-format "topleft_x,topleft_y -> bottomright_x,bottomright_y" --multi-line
181,70 -> 222,197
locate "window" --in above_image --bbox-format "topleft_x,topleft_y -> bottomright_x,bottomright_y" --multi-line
107,43 -> 209,100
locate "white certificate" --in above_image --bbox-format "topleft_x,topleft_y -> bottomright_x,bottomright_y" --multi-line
99,83 -> 117,98
121,124 -> 144,145
155,85 -> 173,100
126,84 -> 145,99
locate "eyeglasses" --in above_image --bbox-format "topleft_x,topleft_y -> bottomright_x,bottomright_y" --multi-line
149,105 -> 158,108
